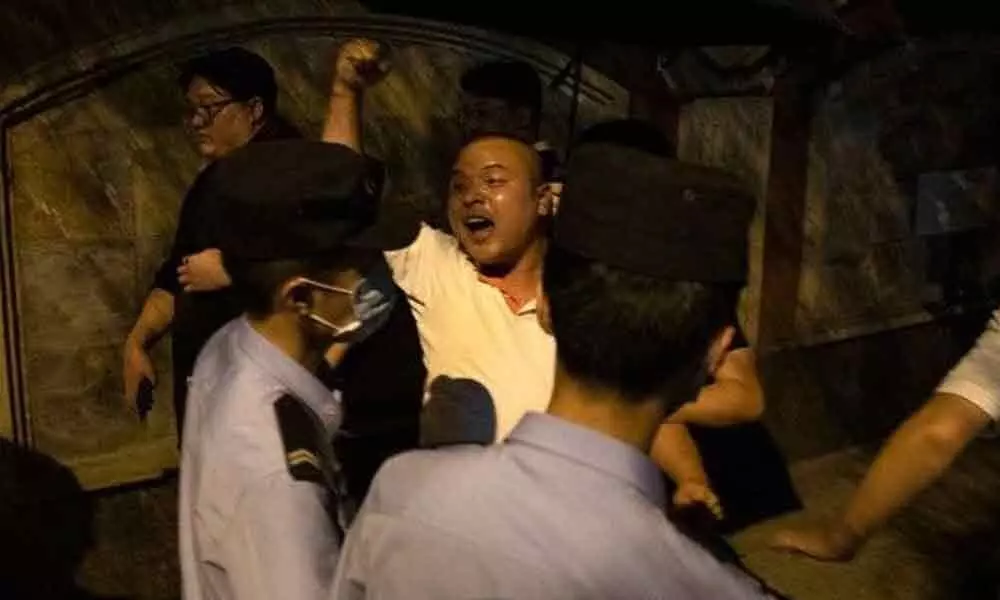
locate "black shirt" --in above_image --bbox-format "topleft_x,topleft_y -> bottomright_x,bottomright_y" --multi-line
153,118 -> 301,437
320,289 -> 427,502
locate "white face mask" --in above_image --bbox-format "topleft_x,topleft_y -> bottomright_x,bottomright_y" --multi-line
299,261 -> 397,345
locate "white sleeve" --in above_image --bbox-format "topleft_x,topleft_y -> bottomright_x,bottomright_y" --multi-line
937,308 -> 1000,421
222,474 -> 340,600
383,223 -> 457,304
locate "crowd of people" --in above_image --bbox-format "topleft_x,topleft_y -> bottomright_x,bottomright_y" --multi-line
114,38 -> 1000,599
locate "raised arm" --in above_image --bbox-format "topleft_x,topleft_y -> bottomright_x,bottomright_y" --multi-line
323,39 -> 390,152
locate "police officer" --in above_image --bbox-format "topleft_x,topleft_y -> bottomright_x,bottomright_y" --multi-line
177,139 -> 415,600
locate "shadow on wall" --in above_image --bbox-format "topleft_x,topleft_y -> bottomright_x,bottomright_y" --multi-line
874,44 -> 1000,317
0,438 -> 128,600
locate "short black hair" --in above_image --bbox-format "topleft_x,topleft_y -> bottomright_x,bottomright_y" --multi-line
542,245 -> 739,410
460,60 -> 543,141
460,60 -> 542,112
178,47 -> 279,115
229,255 -> 340,318
574,119 -> 676,158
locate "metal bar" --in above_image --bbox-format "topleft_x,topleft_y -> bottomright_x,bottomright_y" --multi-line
0,123 -> 28,445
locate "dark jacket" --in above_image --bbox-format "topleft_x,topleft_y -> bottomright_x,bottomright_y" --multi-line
153,118 -> 301,437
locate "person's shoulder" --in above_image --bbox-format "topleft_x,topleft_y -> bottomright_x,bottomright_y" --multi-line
190,365 -> 286,460
378,445 -> 487,484
413,223 -> 461,253
366,446 -> 493,509
190,321 -> 258,390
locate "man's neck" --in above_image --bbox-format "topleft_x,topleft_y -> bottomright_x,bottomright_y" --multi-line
478,237 -> 546,308
546,363 -> 666,453
247,314 -> 324,373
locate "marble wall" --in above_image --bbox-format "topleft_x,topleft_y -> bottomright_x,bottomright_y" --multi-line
681,40 -> 1000,350
678,98 -> 773,343
676,39 -> 1000,458
801,40 -> 1000,344
9,62 -> 200,483
3,18 -> 626,488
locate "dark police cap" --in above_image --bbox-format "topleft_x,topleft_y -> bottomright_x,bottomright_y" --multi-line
205,140 -> 418,261
554,130 -> 755,283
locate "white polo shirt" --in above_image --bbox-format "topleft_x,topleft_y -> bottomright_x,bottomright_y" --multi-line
385,224 -> 555,442
937,307 -> 1000,420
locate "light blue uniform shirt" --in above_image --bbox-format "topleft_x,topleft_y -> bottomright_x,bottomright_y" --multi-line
179,317 -> 343,600
331,412 -> 776,599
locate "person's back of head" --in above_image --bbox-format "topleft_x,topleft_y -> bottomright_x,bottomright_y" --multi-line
544,121 -> 754,413
573,118 -> 676,158
459,60 -> 543,143
0,440 -> 95,599
542,247 -> 740,409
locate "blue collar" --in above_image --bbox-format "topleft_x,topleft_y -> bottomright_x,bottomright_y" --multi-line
233,317 -> 341,432
508,412 -> 665,507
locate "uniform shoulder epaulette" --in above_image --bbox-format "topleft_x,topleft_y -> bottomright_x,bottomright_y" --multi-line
274,394 -> 326,484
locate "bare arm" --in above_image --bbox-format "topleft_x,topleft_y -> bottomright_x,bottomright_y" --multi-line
652,423 -> 722,518
322,82 -> 363,152
122,288 -> 174,407
322,39 -> 389,152
773,392 -> 991,560
128,288 -> 174,348
840,393 -> 988,541
668,347 -> 764,427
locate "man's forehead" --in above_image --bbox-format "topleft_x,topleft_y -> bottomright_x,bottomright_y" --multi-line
186,76 -> 230,100
454,137 -> 533,171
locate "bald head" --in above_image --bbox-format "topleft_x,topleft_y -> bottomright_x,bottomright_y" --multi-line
457,135 -> 542,186
448,135 -> 549,270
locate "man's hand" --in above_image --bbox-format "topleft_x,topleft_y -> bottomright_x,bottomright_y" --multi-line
770,520 -> 862,562
324,342 -> 352,370
123,337 -> 156,413
178,249 -> 231,293
333,38 -> 390,95
673,480 -> 724,520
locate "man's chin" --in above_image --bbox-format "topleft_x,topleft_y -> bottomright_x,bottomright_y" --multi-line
475,256 -> 518,278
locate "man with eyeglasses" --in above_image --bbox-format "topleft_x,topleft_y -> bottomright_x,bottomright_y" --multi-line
122,47 -> 300,438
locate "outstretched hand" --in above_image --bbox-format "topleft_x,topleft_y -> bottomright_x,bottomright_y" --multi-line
770,519 -> 862,562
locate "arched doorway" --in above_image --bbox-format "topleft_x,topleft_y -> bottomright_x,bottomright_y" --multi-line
0,8 -> 628,488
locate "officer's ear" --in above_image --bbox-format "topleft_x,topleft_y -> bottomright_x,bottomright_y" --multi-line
279,277 -> 313,315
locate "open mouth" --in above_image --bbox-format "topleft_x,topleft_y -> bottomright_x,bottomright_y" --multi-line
463,216 -> 495,238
